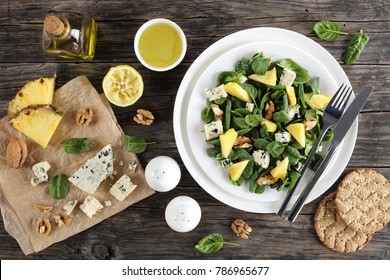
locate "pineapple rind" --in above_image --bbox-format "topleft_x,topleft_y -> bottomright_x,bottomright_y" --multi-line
7,77 -> 56,115
9,104 -> 64,148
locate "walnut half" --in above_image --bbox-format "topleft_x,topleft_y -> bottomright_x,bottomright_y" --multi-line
36,218 -> 52,235
76,107 -> 94,126
54,214 -> 71,227
134,109 -> 154,125
231,219 -> 252,239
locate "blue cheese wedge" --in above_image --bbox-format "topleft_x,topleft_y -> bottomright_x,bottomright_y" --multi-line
204,119 -> 223,141
109,174 -> 137,201
279,68 -> 296,87
275,132 -> 291,143
31,161 -> 51,186
62,200 -> 78,215
246,103 -> 254,112
79,195 -> 103,218
252,150 -> 270,169
68,144 -> 114,194
204,85 -> 228,101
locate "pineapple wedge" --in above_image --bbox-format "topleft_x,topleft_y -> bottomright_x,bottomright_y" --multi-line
261,119 -> 277,132
287,123 -> 305,148
227,160 -> 249,181
286,85 -> 297,106
304,93 -> 331,110
223,82 -> 252,103
248,67 -> 277,86
9,105 -> 64,148
8,77 -> 56,115
220,128 -> 238,158
270,157 -> 289,180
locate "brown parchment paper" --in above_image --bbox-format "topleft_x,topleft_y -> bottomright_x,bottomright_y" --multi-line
0,75 -> 155,255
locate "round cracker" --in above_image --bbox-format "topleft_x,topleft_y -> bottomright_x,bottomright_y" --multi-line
314,192 -> 372,253
335,169 -> 390,235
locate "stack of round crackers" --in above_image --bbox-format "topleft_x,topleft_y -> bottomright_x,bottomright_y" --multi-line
314,169 -> 390,253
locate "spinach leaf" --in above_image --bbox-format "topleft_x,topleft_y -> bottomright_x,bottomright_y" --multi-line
287,170 -> 301,190
266,141 -> 285,157
313,21 -> 348,41
224,100 -> 232,130
201,106 -> 214,123
207,147 -> 221,158
251,55 -> 270,75
249,171 -> 266,194
272,111 -> 291,124
245,114 -> 262,127
283,145 -> 302,166
235,58 -> 251,75
217,71 -> 241,85
252,138 -> 270,150
277,59 -> 310,84
124,135 -> 156,154
50,173 -> 69,200
343,30 -> 369,64
305,77 -> 321,93
241,84 -> 259,106
195,233 -> 240,254
61,138 -> 92,154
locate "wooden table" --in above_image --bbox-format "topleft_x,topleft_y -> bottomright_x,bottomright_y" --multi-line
0,0 -> 389,260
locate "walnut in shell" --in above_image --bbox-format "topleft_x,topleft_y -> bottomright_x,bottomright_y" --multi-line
6,138 -> 28,169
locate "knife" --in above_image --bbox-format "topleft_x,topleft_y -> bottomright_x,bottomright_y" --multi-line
286,86 -> 374,222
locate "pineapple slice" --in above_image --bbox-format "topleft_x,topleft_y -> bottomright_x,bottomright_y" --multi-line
220,128 -> 238,158
227,160 -> 249,181
9,105 -> 64,148
270,157 -> 289,180
261,119 -> 277,132
223,82 -> 252,103
286,85 -> 297,106
287,123 -> 305,147
304,93 -> 331,110
8,77 -> 56,115
248,67 -> 277,86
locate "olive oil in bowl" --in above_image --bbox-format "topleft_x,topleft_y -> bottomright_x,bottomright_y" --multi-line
134,19 -> 186,71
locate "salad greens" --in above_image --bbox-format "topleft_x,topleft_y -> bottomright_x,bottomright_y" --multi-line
313,21 -> 348,41
201,52 -> 333,194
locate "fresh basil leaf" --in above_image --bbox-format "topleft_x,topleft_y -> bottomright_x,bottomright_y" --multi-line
124,135 -> 156,154
277,59 -> 310,84
313,21 -> 348,41
61,138 -> 92,154
50,173 -> 69,200
195,233 -> 240,254
343,30 -> 369,64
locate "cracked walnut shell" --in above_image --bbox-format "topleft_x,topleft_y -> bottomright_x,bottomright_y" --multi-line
6,138 -> 28,169
231,219 -> 252,239
134,109 -> 154,125
76,107 -> 94,126
36,218 -> 52,235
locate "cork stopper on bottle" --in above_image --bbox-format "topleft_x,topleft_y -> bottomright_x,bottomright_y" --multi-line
44,15 -> 65,36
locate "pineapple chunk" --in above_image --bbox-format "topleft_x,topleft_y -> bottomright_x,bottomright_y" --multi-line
227,160 -> 249,181
8,77 -> 56,115
248,67 -> 277,86
261,119 -> 277,133
286,85 -> 297,106
304,93 -> 331,110
9,105 -> 64,148
270,157 -> 289,180
220,128 -> 238,158
223,82 -> 252,103
286,123 -> 305,148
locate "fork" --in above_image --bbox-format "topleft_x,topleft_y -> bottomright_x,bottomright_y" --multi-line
276,83 -> 353,218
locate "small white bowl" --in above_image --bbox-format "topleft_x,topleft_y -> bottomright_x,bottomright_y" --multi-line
134,18 -> 187,72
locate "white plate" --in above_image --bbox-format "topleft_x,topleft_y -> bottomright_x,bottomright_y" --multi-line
173,28 -> 357,213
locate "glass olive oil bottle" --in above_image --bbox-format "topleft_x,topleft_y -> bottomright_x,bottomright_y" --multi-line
42,11 -> 97,60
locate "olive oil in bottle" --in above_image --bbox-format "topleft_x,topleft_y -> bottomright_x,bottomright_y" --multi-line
42,11 -> 97,60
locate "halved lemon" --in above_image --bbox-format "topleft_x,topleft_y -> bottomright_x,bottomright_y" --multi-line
102,65 -> 144,107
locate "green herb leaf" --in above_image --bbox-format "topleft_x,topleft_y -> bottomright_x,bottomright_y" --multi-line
343,30 -> 369,64
124,135 -> 156,154
195,233 -> 240,254
313,21 -> 348,41
61,138 -> 92,154
50,173 -> 69,200
277,59 -> 310,84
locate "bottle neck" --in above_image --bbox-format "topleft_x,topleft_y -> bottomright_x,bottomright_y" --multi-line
44,15 -> 70,40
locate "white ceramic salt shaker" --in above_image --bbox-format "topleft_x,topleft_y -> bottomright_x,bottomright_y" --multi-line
144,156 -> 181,192
165,196 -> 201,232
